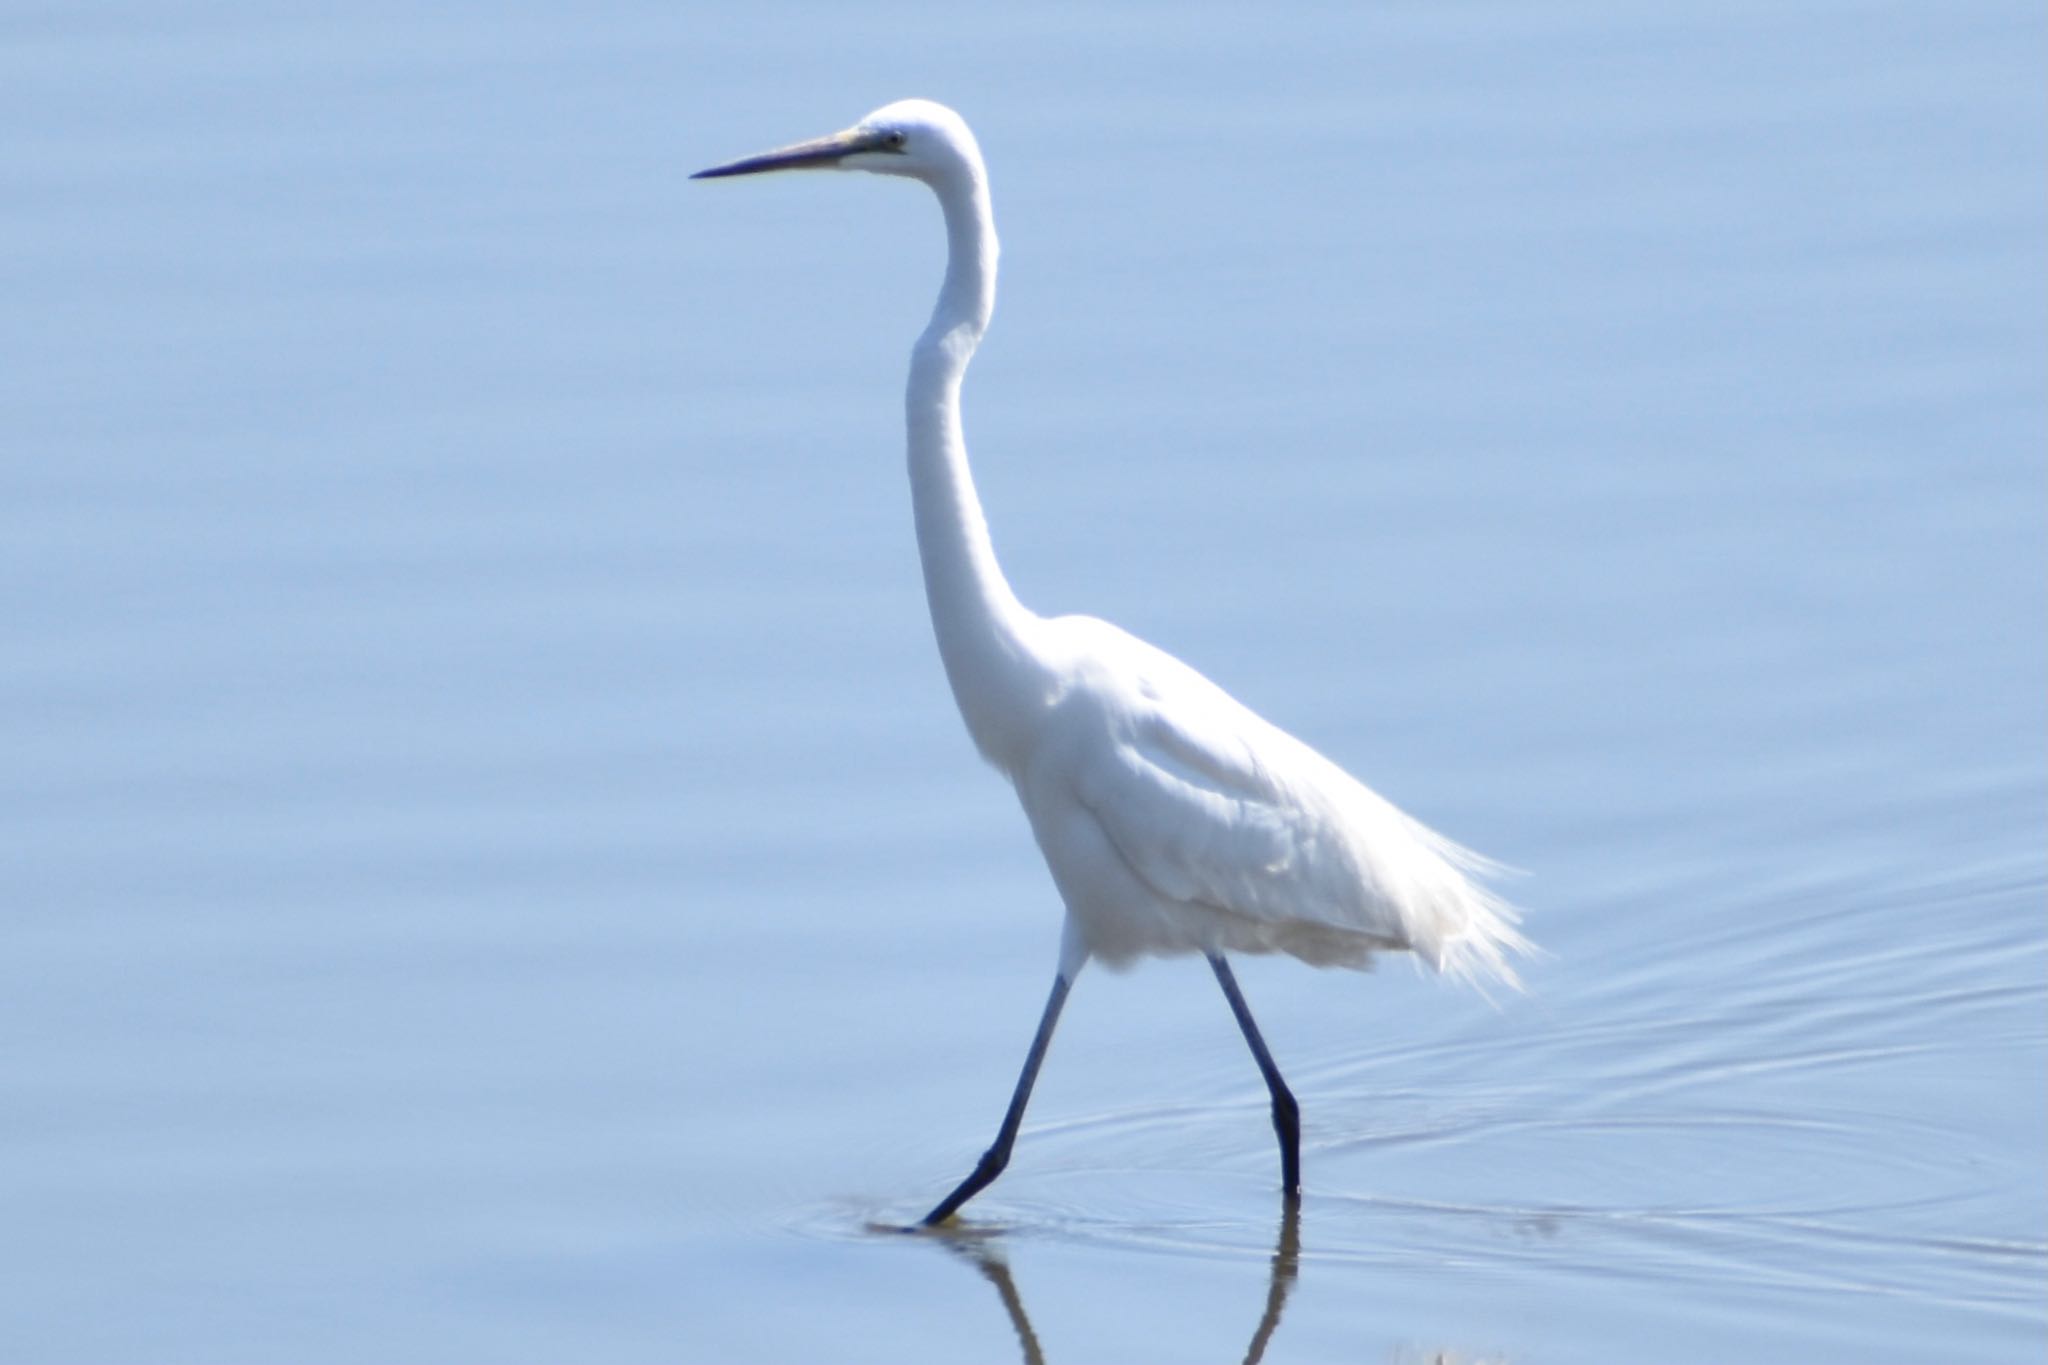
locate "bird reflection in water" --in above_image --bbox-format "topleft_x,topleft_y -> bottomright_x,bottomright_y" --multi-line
923,1200 -> 1302,1365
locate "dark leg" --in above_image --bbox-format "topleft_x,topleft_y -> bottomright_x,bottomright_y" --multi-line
1208,954 -> 1302,1199
921,972 -> 1074,1226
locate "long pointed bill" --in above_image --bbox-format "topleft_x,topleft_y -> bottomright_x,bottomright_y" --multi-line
692,126 -> 893,179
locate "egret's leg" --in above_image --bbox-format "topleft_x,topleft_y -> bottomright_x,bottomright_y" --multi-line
921,972 -> 1074,1226
1208,954 -> 1302,1199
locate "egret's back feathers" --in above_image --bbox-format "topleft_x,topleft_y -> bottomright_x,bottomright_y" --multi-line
1031,615 -> 1528,986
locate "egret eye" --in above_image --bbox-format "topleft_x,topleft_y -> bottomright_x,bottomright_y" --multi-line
886,131 -> 907,150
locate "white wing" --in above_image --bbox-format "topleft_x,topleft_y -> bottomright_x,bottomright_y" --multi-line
1055,618 -> 1527,987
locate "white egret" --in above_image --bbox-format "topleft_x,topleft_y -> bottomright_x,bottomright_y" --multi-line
694,100 -> 1530,1225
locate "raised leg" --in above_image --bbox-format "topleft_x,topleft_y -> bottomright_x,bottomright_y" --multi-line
921,972 -> 1074,1226
1208,954 -> 1302,1199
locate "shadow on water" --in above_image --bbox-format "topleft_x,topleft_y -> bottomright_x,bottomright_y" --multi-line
918,1201 -> 1303,1365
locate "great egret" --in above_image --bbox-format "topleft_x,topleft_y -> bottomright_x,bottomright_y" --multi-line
695,100 -> 1530,1225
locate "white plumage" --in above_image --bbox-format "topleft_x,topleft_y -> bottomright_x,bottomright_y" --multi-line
1026,612 -> 1528,981
696,99 -> 1530,1224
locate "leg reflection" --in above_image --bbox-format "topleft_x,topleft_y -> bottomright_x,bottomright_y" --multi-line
925,1200 -> 1305,1365
1240,1197 -> 1302,1365
942,1237 -> 1044,1365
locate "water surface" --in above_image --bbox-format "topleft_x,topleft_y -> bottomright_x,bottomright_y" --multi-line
3,2 -> 2042,1361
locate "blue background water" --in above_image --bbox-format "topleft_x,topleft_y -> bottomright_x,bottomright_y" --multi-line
3,2 -> 2042,1361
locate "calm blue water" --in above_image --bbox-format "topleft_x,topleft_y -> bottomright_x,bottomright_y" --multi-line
3,2 -> 2042,1361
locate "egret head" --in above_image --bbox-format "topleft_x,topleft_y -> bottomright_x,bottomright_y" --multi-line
692,99 -> 980,186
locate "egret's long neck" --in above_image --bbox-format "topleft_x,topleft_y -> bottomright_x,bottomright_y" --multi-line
907,168 -> 1041,770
